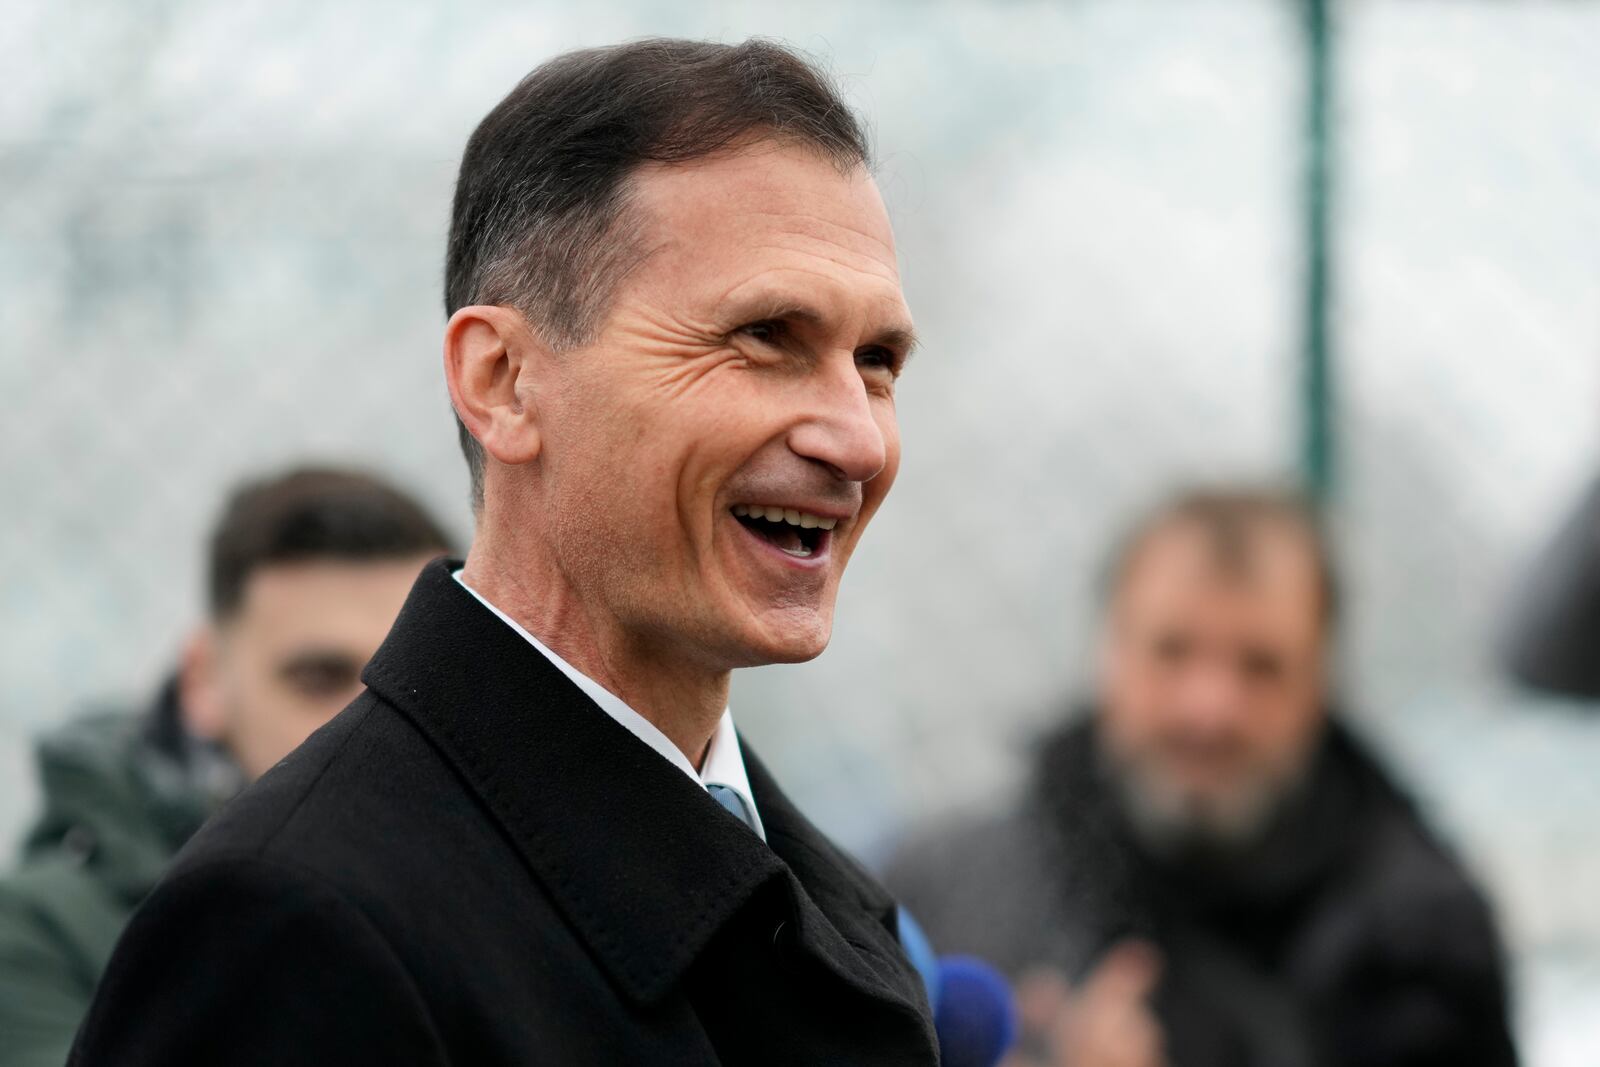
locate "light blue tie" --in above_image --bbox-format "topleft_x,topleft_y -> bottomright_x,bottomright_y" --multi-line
707,783 -> 756,834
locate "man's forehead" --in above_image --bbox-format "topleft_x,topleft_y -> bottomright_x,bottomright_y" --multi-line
629,143 -> 898,266
1119,526 -> 1322,622
1138,521 -> 1315,584
228,558 -> 421,621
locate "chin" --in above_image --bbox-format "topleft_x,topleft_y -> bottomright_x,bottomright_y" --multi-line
736,608 -> 833,666
761,636 -> 830,665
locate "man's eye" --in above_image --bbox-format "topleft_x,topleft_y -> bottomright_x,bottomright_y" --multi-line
740,321 -> 786,344
281,658 -> 360,699
856,347 -> 900,376
1239,649 -> 1285,683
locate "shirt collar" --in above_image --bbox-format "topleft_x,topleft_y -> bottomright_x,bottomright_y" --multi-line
452,570 -> 764,841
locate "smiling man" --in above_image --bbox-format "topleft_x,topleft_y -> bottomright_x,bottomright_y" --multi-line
70,39 -> 934,1067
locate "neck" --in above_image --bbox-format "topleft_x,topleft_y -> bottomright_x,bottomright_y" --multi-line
461,519 -> 729,770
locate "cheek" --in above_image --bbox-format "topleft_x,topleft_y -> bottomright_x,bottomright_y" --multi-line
1103,669 -> 1157,733
640,392 -> 755,493
219,649 -> 270,717
1273,687 -> 1326,749
1125,698 -> 1171,744
1108,654 -> 1162,710
549,431 -> 659,548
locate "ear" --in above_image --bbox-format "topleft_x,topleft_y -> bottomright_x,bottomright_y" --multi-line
443,305 -> 547,469
178,626 -> 227,742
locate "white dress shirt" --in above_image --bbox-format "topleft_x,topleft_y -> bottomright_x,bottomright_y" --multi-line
453,572 -> 766,842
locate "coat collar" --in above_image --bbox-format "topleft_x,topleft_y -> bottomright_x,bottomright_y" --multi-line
744,746 -> 932,1016
361,559 -> 917,1015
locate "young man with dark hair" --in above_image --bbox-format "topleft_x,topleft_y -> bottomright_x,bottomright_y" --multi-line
71,38 -> 932,1066
887,487 -> 1519,1067
0,466 -> 453,1067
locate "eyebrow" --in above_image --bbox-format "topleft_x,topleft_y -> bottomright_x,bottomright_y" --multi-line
726,295 -> 920,358
872,323 -> 921,360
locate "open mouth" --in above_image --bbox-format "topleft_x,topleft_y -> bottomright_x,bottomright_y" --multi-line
731,504 -> 837,559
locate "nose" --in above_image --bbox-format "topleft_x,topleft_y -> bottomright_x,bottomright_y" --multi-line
785,357 -> 889,484
1172,660 -> 1249,740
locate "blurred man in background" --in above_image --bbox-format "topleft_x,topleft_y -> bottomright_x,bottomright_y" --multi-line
0,466 -> 453,1067
887,488 -> 1518,1067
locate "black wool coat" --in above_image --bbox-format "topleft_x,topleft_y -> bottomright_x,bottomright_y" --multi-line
69,559 -> 938,1066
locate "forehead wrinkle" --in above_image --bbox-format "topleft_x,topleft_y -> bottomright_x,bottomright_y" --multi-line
652,215 -> 898,286
722,251 -> 906,303
731,208 -> 898,259
748,233 -> 902,286
724,220 -> 899,283
626,225 -> 900,316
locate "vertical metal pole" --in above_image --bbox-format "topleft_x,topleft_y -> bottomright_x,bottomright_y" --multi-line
1302,0 -> 1336,503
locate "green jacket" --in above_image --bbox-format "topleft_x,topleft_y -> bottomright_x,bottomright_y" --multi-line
0,680 -> 238,1067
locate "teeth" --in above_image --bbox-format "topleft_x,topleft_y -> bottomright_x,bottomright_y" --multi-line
732,505 -> 840,532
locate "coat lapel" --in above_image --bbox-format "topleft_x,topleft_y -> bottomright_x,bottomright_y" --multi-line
362,560 -> 787,1005
360,559 -> 925,1033
744,746 -> 932,1022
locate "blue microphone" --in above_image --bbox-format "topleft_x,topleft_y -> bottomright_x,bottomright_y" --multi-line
897,909 -> 1018,1067
933,956 -> 1018,1067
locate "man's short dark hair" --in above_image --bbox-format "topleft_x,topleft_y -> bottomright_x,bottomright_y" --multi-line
444,37 -> 872,508
1104,486 -> 1341,631
208,466 -> 455,619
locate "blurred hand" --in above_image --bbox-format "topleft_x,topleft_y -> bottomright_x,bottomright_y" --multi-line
1002,941 -> 1167,1067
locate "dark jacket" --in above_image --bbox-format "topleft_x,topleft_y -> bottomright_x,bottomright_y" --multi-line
885,716 -> 1518,1067
0,681 -> 237,1067
69,559 -> 938,1066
